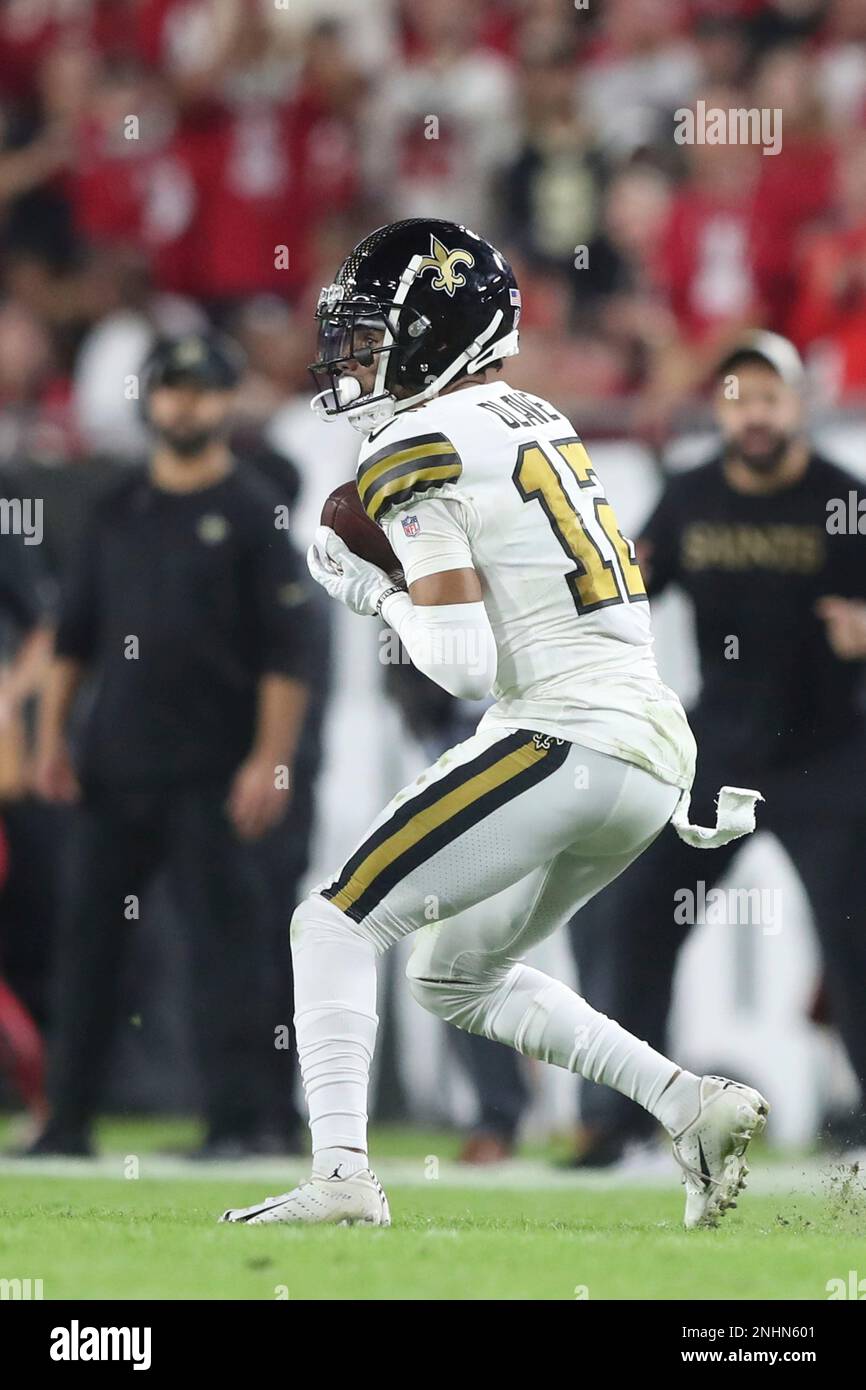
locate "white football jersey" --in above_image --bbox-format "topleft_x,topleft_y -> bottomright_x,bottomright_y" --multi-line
357,378 -> 696,790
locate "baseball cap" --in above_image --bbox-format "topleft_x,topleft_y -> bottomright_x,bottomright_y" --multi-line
143,332 -> 246,392
715,331 -> 805,388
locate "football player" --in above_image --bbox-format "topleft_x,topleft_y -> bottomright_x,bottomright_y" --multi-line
222,219 -> 767,1231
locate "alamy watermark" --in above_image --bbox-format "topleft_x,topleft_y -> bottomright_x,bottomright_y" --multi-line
1,1277 -> 43,1299
826,492 -> 866,535
674,881 -> 782,935
50,1322 -> 151,1369
674,100 -> 782,156
0,497 -> 42,545
826,1270 -> 866,1299
378,625 -> 485,671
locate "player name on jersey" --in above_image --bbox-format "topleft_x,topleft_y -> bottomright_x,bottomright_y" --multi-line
476,389 -> 564,430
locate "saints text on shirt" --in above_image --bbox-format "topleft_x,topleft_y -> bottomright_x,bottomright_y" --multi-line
680,523 -> 825,574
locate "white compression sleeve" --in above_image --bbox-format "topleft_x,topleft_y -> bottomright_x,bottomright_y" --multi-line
292,895 -> 379,1156
380,496 -> 496,699
379,592 -> 497,700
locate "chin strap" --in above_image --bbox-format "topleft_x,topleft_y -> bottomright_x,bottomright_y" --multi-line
671,786 -> 764,849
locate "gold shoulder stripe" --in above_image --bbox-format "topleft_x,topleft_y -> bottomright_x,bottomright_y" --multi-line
357,433 -> 462,522
358,440 -> 455,502
366,462 -> 462,523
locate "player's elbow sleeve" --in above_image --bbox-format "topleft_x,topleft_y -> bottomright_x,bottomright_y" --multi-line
443,626 -> 497,700
380,594 -> 497,700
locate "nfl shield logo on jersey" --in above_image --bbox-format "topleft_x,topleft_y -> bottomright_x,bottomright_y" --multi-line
401,514 -> 421,537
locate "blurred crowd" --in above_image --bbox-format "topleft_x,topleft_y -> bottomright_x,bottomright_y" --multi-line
0,0 -> 865,474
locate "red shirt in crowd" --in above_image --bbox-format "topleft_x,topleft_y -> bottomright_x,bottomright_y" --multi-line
68,115 -> 200,292
789,221 -> 866,393
661,184 -> 763,339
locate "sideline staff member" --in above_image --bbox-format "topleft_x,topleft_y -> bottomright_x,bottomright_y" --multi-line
569,332 -> 866,1164
31,333 -> 310,1156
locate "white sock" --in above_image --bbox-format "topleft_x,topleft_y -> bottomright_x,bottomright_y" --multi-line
291,896 -> 379,1156
482,964 -> 701,1136
312,1146 -> 368,1179
652,1068 -> 703,1136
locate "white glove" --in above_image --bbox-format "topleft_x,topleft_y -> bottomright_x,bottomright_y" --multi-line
307,525 -> 394,616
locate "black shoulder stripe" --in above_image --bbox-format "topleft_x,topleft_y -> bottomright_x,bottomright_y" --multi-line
357,432 -> 462,523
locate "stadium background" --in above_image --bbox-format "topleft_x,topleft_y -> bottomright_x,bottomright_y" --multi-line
1,0 -> 865,1151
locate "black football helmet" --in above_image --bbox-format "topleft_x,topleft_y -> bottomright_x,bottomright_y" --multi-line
309,218 -> 521,434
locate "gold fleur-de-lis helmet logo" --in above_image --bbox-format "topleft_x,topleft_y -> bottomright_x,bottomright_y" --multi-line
417,235 -> 475,297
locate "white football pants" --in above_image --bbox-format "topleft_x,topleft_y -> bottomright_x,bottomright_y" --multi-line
291,727 -> 692,1156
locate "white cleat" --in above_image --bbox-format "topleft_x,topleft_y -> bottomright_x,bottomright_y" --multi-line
672,1075 -> 769,1230
220,1167 -> 391,1227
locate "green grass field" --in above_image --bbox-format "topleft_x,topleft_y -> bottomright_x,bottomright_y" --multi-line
1,1117 -> 863,1300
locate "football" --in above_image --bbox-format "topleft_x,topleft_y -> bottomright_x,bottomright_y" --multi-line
321,480 -> 404,583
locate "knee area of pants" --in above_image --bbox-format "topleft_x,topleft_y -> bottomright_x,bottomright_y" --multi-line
405,969 -> 444,1012
406,936 -> 502,992
406,970 -> 498,1035
405,936 -> 455,1004
405,974 -> 463,1025
290,894 -> 364,948
405,951 -> 506,1021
